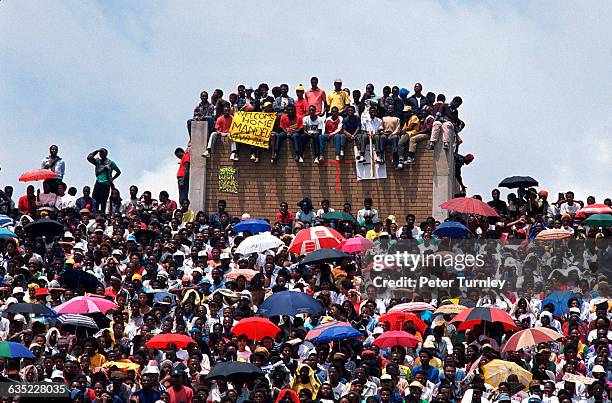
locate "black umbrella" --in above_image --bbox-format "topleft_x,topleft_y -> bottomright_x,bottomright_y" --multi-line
59,269 -> 101,293
5,303 -> 54,316
205,361 -> 264,383
24,218 -> 64,239
498,176 -> 539,189
300,248 -> 350,265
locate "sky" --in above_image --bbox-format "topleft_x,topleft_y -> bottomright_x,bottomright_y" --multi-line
1,1 -> 611,205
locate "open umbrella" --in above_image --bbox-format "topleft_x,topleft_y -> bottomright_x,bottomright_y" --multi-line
388,302 -> 435,313
225,269 -> 259,281
205,361 -> 264,383
535,229 -> 573,241
145,333 -> 198,349
338,237 -> 374,253
434,304 -> 468,315
18,169 -> 58,182
498,176 -> 539,189
582,214 -> 612,227
59,269 -> 101,293
257,291 -> 324,317
288,226 -> 345,255
378,312 -> 427,334
501,327 -> 563,352
148,291 -> 177,305
483,359 -> 532,389
321,211 -> 356,222
102,360 -> 141,374
433,221 -> 470,238
24,218 -> 64,239
235,233 -> 284,255
372,331 -> 419,348
233,219 -> 271,234
0,215 -> 14,228
54,296 -> 118,314
5,303 -> 54,316
231,317 -> 280,340
305,321 -> 363,343
575,204 -> 612,218
56,313 -> 99,335
541,290 -> 581,317
0,228 -> 17,239
300,248 -> 349,265
0,341 -> 34,359
440,197 -> 500,217
450,307 -> 518,331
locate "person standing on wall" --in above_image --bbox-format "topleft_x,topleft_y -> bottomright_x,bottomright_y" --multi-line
87,148 -> 121,213
175,147 -> 190,203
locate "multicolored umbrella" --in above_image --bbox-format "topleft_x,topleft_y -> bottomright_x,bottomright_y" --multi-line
501,327 -> 563,352
288,226 -> 345,255
305,321 -> 363,342
388,302 -> 435,313
0,214 -> 13,228
434,304 -> 468,315
339,237 -> 374,253
483,359 -> 532,388
535,228 -> 573,241
440,197 -> 500,217
54,296 -> 118,314
257,291 -> 324,317
372,331 -> 419,348
18,169 -> 58,182
231,317 -> 280,340
235,233 -> 284,255
575,204 -> 612,218
377,312 -> 427,334
449,307 -> 518,331
582,214 -> 612,227
0,341 -> 34,359
233,219 -> 271,234
145,333 -> 198,349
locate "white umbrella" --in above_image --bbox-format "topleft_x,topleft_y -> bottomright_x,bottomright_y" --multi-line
235,232 -> 284,255
57,314 -> 98,329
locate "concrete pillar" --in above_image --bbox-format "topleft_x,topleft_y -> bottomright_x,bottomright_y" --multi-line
188,122 -> 208,213
431,142 -> 455,221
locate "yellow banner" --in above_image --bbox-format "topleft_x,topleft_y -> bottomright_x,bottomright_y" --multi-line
228,111 -> 277,149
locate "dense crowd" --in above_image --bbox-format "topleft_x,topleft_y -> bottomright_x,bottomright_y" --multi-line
0,80 -> 609,403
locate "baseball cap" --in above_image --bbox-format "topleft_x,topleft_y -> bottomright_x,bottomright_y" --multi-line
241,213 -> 251,220
220,253 -> 231,260
592,365 -> 605,373
197,250 -> 208,257
379,231 -> 389,238
171,368 -> 184,377
295,84 -> 305,91
112,249 -> 123,256
263,101 -> 272,108
372,327 -> 384,335
51,370 -> 64,380
12,287 -> 25,295
126,234 -> 137,242
14,314 -> 26,323
403,105 -> 413,112
173,251 -> 185,257
380,374 -> 393,381
409,381 -> 423,389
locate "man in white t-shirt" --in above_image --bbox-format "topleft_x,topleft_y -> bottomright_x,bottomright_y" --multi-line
303,105 -> 325,164
559,191 -> 584,216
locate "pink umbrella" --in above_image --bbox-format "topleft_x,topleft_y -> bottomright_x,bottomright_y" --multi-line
339,237 -> 374,253
54,296 -> 118,314
372,331 -> 419,348
388,302 -> 435,313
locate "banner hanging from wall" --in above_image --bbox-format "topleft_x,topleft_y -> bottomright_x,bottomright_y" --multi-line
228,112 -> 277,149
219,166 -> 239,193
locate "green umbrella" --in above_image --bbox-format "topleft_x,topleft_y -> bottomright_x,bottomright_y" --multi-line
321,211 -> 356,222
582,214 -> 612,227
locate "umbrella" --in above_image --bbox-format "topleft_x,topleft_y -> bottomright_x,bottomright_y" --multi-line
501,327 -> 563,352
23,218 -> 64,239
5,303 -> 54,316
372,331 -> 419,348
339,237 -> 374,253
440,197 -> 500,217
378,312 -> 427,333
300,248 -> 349,265
235,233 -> 284,255
541,290 -> 581,317
433,221 -> 470,238
225,269 -> 259,281
434,304 -> 468,315
54,296 -> 118,315
56,314 -> 99,335
450,307 -> 518,331
0,341 -> 34,359
483,359 -> 532,389
535,228 -> 573,241
288,226 -> 345,255
306,321 -> 363,343
257,291 -> 324,317
102,360 -> 141,373
233,219 -> 271,234
498,176 -> 539,189
150,291 -> 177,305
388,302 -> 435,313
18,169 -> 58,182
145,333 -> 198,349
231,317 -> 280,340
0,214 -> 13,228
205,361 -> 264,383
582,214 -> 612,227
59,269 -> 101,293
321,211 -> 356,222
575,203 -> 612,218
0,228 -> 17,239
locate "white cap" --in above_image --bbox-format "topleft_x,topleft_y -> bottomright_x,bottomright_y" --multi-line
373,327 -> 384,335
112,249 -> 123,256
142,365 -> 160,374
51,370 -> 64,379
12,287 -> 25,295
380,374 -> 393,380
592,365 -> 605,373
173,251 -> 185,257
63,231 -> 74,240
197,250 -> 208,257
241,213 -> 251,220
192,268 -> 203,275
14,314 -> 26,323
220,253 -> 231,260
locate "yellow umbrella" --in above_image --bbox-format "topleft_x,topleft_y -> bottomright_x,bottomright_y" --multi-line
434,304 -> 468,315
102,360 -> 141,374
483,359 -> 532,388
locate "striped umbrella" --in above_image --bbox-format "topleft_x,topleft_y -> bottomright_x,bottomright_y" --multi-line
535,229 -> 573,241
575,203 -> 612,218
434,304 -> 468,315
501,327 -> 563,352
450,307 -> 518,331
0,341 -> 34,359
57,314 -> 98,329
225,269 -> 259,281
288,226 -> 345,255
483,359 -> 532,388
0,215 -> 14,228
388,302 -> 435,313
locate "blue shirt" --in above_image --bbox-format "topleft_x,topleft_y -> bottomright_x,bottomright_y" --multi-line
132,389 -> 161,403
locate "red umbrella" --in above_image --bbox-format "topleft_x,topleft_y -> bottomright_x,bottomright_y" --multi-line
501,327 -> 563,352
440,197 -> 500,217
372,331 -> 419,348
145,333 -> 197,349
450,307 -> 518,331
339,237 -> 374,253
288,226 -> 345,255
231,317 -> 280,340
575,204 -> 612,219
378,312 -> 428,334
19,169 -> 58,182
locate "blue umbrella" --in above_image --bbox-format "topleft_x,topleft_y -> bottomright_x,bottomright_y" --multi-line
433,221 -> 470,238
257,291 -> 324,317
0,228 -> 17,239
307,322 -> 363,343
234,219 -> 271,234
541,290 -> 582,317
0,215 -> 13,228
0,341 -> 34,359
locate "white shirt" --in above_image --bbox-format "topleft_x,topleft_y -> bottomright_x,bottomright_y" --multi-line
361,115 -> 383,133
303,115 -> 325,134
560,202 -> 581,215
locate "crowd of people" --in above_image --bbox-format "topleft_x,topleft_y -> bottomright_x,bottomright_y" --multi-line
0,118 -> 609,402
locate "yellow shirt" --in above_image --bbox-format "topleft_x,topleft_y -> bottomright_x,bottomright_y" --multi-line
402,115 -> 420,136
327,91 -> 350,113
79,353 -> 107,371
366,229 -> 382,240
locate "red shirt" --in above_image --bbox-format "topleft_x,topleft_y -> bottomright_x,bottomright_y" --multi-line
295,98 -> 309,120
18,195 -> 36,215
214,114 -> 233,133
279,114 -> 303,134
168,385 -> 193,403
177,151 -> 190,178
305,88 -> 327,114
325,117 -> 342,134
276,210 -> 295,224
